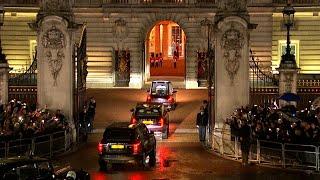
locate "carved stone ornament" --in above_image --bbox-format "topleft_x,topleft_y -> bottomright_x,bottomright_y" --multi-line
113,19 -> 128,45
218,0 -> 248,12
42,25 -> 65,86
220,25 -> 244,85
40,0 -> 72,12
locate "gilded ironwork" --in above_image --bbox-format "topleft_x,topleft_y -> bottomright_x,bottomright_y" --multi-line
114,49 -> 130,87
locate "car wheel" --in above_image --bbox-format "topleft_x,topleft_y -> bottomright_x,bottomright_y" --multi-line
99,160 -> 106,171
106,163 -> 112,171
141,153 -> 151,169
149,147 -> 156,167
99,160 -> 112,171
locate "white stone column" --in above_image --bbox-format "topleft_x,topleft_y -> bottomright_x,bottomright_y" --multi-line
277,68 -> 300,108
0,63 -> 10,104
37,16 -> 73,120
214,16 -> 250,130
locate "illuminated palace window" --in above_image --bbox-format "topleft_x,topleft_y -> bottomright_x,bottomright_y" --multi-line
278,40 -> 300,67
29,40 -> 37,61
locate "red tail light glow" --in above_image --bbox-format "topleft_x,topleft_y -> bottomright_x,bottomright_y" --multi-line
131,117 -> 137,124
147,95 -> 151,102
98,143 -> 103,154
160,118 -> 164,127
132,141 -> 141,155
167,96 -> 174,103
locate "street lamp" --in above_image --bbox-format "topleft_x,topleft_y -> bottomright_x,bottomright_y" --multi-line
0,6 -> 6,63
280,3 -> 296,68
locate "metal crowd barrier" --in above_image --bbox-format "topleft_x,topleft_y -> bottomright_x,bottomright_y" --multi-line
0,130 -> 72,159
211,129 -> 320,172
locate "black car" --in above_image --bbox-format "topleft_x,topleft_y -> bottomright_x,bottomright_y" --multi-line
0,156 -> 90,180
98,122 -> 156,171
130,102 -> 170,139
0,156 -> 55,180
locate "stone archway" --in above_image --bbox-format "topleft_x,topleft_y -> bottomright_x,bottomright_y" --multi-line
138,13 -> 191,87
144,20 -> 187,81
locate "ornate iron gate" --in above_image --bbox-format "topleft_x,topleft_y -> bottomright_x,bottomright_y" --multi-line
8,52 -> 37,105
73,25 -> 88,123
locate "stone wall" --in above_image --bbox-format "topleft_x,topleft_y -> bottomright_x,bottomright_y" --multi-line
3,3 -> 316,88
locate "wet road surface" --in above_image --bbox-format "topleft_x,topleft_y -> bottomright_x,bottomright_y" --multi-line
57,131 -> 320,180
56,89 -> 320,179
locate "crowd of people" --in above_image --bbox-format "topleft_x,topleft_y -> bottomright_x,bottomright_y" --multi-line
0,97 -> 97,142
0,100 -> 69,141
226,104 -> 320,146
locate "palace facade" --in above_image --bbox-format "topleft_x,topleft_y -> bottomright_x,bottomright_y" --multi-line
0,0 -> 320,88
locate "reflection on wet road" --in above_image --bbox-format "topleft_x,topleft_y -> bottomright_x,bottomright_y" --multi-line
57,131 -> 320,180
56,90 -> 320,179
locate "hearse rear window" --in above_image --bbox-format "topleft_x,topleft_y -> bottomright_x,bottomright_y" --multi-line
136,108 -> 160,116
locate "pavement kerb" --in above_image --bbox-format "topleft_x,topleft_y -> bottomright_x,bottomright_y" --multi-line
202,144 -> 320,175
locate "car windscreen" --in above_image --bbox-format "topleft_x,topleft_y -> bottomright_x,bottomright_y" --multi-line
135,108 -> 161,117
103,129 -> 136,141
151,82 -> 169,96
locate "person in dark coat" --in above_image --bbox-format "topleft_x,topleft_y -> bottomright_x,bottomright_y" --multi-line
87,97 -> 96,132
196,106 -> 208,142
239,119 -> 251,166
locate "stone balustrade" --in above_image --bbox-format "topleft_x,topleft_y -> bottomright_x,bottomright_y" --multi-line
0,0 -> 319,7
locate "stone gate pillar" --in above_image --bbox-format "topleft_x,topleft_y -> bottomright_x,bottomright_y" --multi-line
214,1 -> 251,130
30,0 -> 78,124
0,62 -> 10,104
277,60 -> 300,108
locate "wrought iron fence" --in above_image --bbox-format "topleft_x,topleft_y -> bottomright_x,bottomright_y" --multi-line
8,52 -> 37,105
0,130 -> 72,159
273,0 -> 320,5
212,129 -> 320,171
250,87 -> 320,109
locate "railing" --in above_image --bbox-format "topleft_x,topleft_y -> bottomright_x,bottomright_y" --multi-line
0,130 -> 72,159
0,0 -> 39,6
0,0 -> 216,6
250,87 -> 279,106
212,129 -> 320,171
249,49 -> 279,90
8,86 -> 37,105
273,0 -> 320,5
298,79 -> 320,87
249,86 -> 320,109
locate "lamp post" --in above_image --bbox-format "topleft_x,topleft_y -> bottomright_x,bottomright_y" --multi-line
280,2 -> 296,68
277,2 -> 299,108
0,6 -> 6,63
